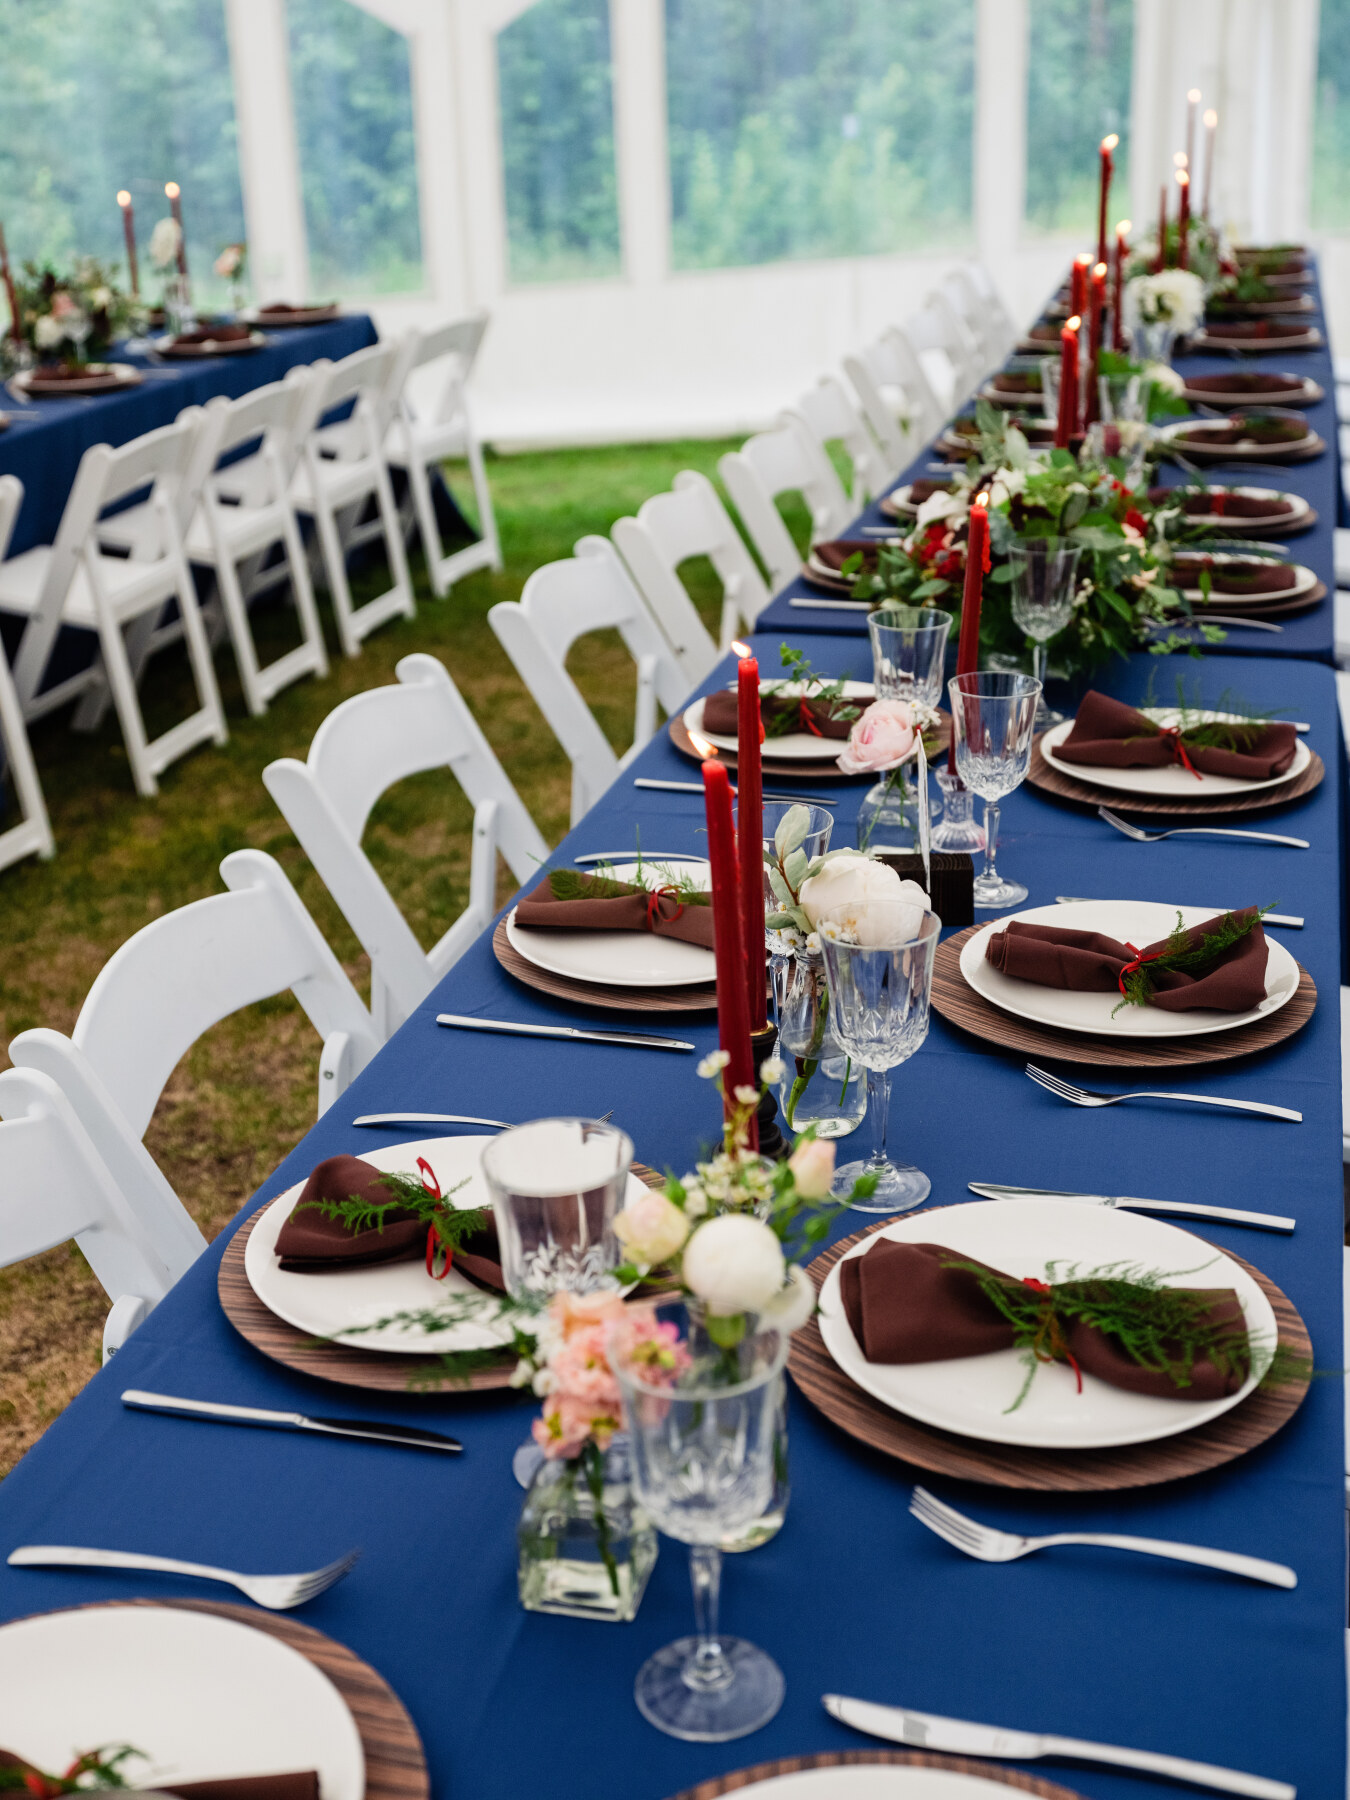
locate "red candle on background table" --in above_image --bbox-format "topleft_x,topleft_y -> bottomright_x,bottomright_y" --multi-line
1112,219 -> 1130,350
735,649 -> 767,1033
1155,185 -> 1168,272
1176,169 -> 1190,270
947,493 -> 990,775
0,222 -> 20,345
1053,315 -> 1080,450
1096,134 -> 1117,268
1085,263 -> 1107,425
1202,109 -> 1218,218
165,181 -> 189,287
117,191 -> 139,297
1069,254 -> 1091,320
701,761 -> 757,1144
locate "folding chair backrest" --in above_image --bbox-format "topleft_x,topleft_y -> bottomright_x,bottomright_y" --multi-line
414,314 -> 488,378
877,326 -> 945,439
790,376 -> 889,507
0,476 -> 55,871
264,653 -> 549,1032
955,262 -> 1018,358
899,306 -> 961,414
208,369 -> 313,503
302,340 -> 400,455
718,416 -> 851,593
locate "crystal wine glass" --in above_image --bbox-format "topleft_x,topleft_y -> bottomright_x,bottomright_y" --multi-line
1006,538 -> 1081,729
817,901 -> 940,1212
611,1319 -> 789,1742
867,604 -> 951,708
948,671 -> 1042,910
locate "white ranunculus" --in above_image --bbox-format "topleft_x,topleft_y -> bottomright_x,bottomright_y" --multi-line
798,852 -> 929,948
1143,359 -> 1185,395
760,1265 -> 817,1332
681,1213 -> 786,1316
787,1136 -> 836,1199
33,315 -> 65,350
149,216 -> 182,269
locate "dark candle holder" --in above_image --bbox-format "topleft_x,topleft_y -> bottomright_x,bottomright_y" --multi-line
750,1024 -> 787,1160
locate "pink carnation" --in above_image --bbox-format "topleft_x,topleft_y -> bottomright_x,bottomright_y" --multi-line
550,1326 -> 623,1408
533,1391 -> 621,1460
837,700 -> 918,776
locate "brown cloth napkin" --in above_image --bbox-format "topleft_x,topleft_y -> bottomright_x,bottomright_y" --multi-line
984,911 -> 1270,1012
809,539 -> 881,578
1177,414 -> 1308,449
838,1239 -> 1248,1401
514,873 -> 716,949
1056,691 -> 1298,780
1172,556 -> 1299,596
0,1757 -> 318,1800
273,1153 -> 503,1289
992,371 -> 1042,394
701,687 -> 857,741
1201,320 -> 1311,340
1148,486 -> 1295,521
1183,372 -> 1302,396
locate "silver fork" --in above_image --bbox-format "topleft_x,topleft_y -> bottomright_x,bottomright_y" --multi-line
909,1487 -> 1296,1587
1098,806 -> 1309,850
7,1543 -> 361,1610
1024,1062 -> 1302,1123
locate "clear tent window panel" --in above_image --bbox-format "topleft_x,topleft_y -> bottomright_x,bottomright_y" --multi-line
1314,0 -> 1350,229
664,0 -> 975,272
1024,0 -> 1132,239
287,0 -> 423,296
496,0 -> 621,284
0,0 -> 244,308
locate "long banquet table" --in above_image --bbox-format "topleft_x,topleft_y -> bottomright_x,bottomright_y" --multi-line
0,633 -> 1342,1798
759,262 -> 1341,665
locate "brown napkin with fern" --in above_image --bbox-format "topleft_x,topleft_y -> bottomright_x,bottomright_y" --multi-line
1056,691 -> 1298,779
808,539 -> 882,578
838,1240 -> 1249,1401
515,870 -> 716,948
1148,486 -> 1296,521
1172,555 -> 1299,596
984,910 -> 1270,1012
701,686 -> 856,740
273,1152 -> 503,1289
0,1753 -> 318,1800
1175,413 -> 1309,449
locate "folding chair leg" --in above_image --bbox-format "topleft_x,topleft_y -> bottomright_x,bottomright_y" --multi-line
312,496 -> 364,658
215,550 -> 268,716
408,454 -> 449,599
95,612 -> 160,797
465,435 -> 502,572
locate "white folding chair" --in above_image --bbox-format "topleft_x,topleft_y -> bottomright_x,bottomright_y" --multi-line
788,376 -> 891,509
291,341 -> 416,658
934,280 -> 990,387
951,262 -> 1018,366
0,1065 -> 204,1361
385,316 -> 502,597
0,477 -> 54,870
0,415 -> 228,797
264,653 -> 548,1040
842,343 -> 922,482
612,470 -> 768,675
9,848 -> 380,1229
489,536 -> 688,825
718,415 -> 852,595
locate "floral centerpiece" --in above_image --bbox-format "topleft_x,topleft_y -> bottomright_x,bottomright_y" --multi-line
13,258 -> 139,366
1122,267 -> 1206,359
1126,217 -> 1225,293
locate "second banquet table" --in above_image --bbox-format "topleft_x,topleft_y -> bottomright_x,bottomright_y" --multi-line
0,639 -> 1342,1799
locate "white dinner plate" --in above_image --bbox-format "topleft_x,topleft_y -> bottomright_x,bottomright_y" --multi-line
507,859 -> 716,988
0,1605 -> 365,1800
685,682 -> 873,762
245,1134 -> 647,1352
817,1200 -> 1275,1450
1160,417 -> 1319,458
707,1770 -> 1049,1798
1157,485 -> 1312,529
1040,708 -> 1310,799
960,899 -> 1298,1039
1175,556 -> 1317,603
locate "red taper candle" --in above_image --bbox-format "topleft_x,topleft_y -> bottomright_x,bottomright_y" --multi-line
1155,184 -> 1167,272
1096,134 -> 1117,268
735,652 -> 767,1032
1176,170 -> 1190,270
117,191 -> 139,297
702,761 -> 757,1143
948,494 -> 990,774
1085,263 -> 1107,425
1054,315 -> 1080,450
1070,254 -> 1091,320
0,223 -> 20,345
1112,219 -> 1130,350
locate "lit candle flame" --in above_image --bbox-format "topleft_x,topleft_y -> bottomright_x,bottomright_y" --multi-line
1093,261 -> 1108,279
730,640 -> 753,659
689,728 -> 718,758
1188,88 -> 1202,104
1173,151 -> 1189,169
1176,169 -> 1190,188
164,181 -> 180,200
1065,315 -> 1082,332
1117,218 -> 1132,236
117,190 -> 131,207
975,491 -> 990,510
1204,108 -> 1218,128
1101,133 -> 1119,152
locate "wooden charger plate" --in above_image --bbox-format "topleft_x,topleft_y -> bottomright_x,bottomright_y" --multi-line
1026,736 -> 1325,818
669,1751 -> 1084,1799
38,1599 -> 428,1800
788,1212 -> 1310,1492
1172,576 -> 1328,623
493,914 -> 717,1013
930,922 -> 1316,1070
219,1160 -> 666,1393
1184,505 -> 1318,539
1164,432 -> 1327,467
669,711 -> 953,779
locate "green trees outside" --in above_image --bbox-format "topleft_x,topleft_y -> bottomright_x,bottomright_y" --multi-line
1314,0 -> 1350,229
1024,0 -> 1132,238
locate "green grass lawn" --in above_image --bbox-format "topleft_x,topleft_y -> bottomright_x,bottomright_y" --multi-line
0,438 -> 758,1475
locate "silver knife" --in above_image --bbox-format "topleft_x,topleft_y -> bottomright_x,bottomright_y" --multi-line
437,1012 -> 695,1051
352,1111 -> 510,1128
1055,898 -> 1304,928
968,1182 -> 1294,1232
573,852 -> 706,865
822,1696 -> 1293,1800
122,1390 -> 463,1453
634,778 -> 838,807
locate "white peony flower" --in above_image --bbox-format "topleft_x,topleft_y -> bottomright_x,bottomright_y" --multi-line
681,1213 -> 786,1315
149,216 -> 182,269
1143,359 -> 1185,395
613,1190 -> 690,1267
1124,269 -> 1204,333
760,1265 -> 817,1333
798,852 -> 929,948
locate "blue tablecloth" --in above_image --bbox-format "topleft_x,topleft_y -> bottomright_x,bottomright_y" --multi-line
0,315 -> 378,555
761,270 -> 1340,665
0,641 -> 1342,1800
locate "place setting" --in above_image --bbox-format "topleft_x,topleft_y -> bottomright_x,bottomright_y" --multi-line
1185,317 -> 1324,352
1146,482 -> 1317,536
9,361 -> 143,397
152,323 -> 268,358
1178,370 -> 1324,408
1162,550 -> 1326,623
240,302 -> 342,327
1158,408 -> 1325,465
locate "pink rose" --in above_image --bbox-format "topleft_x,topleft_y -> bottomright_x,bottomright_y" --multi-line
787,1136 -> 836,1199
837,700 -> 918,775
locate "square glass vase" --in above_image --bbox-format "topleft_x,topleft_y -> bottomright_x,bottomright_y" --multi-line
517,1439 -> 657,1623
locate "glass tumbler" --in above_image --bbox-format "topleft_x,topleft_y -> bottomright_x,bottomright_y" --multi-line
1006,537 -> 1082,729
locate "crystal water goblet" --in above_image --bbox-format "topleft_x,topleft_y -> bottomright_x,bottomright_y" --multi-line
817,902 -> 940,1212
611,1320 -> 789,1742
948,671 -> 1042,910
1006,537 -> 1081,729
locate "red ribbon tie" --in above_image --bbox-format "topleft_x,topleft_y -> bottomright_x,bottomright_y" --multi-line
1021,1276 -> 1082,1393
419,1157 -> 454,1280
1117,940 -> 1166,1000
645,884 -> 686,928
1158,725 -> 1201,778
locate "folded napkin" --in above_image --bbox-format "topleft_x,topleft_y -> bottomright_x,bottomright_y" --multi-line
515,871 -> 716,949
808,539 -> 881,580
258,302 -> 330,315
992,371 -> 1042,394
1201,319 -> 1311,340
0,1755 -> 318,1800
1172,556 -> 1299,596
273,1153 -> 503,1289
1177,414 -> 1308,449
905,478 -> 953,505
1148,485 -> 1294,521
701,686 -> 857,741
1182,372 -> 1302,396
1055,691 -> 1298,780
170,324 -> 253,346
838,1239 -> 1248,1400
984,910 -> 1270,1012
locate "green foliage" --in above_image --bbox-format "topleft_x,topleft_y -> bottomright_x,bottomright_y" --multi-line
0,1748 -> 145,1794
763,642 -> 860,737
297,1170 -> 483,1255
546,868 -> 709,903
1314,0 -> 1350,229
1114,906 -> 1273,1012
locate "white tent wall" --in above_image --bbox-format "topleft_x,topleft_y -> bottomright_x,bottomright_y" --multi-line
222,0 -> 1333,450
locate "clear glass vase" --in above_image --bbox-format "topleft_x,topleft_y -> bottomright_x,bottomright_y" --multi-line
1128,320 -> 1177,366
684,1302 -> 791,1554
517,1438 -> 657,1621
772,950 -> 865,1140
855,764 -> 916,854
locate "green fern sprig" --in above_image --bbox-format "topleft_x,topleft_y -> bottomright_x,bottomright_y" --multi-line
546,868 -> 709,905
1113,905 -> 1273,1012
298,1170 -> 483,1252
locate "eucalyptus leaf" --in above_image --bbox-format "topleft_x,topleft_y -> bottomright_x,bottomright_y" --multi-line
782,846 -> 809,888
768,867 -> 794,907
773,803 -> 810,859
1061,489 -> 1089,531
